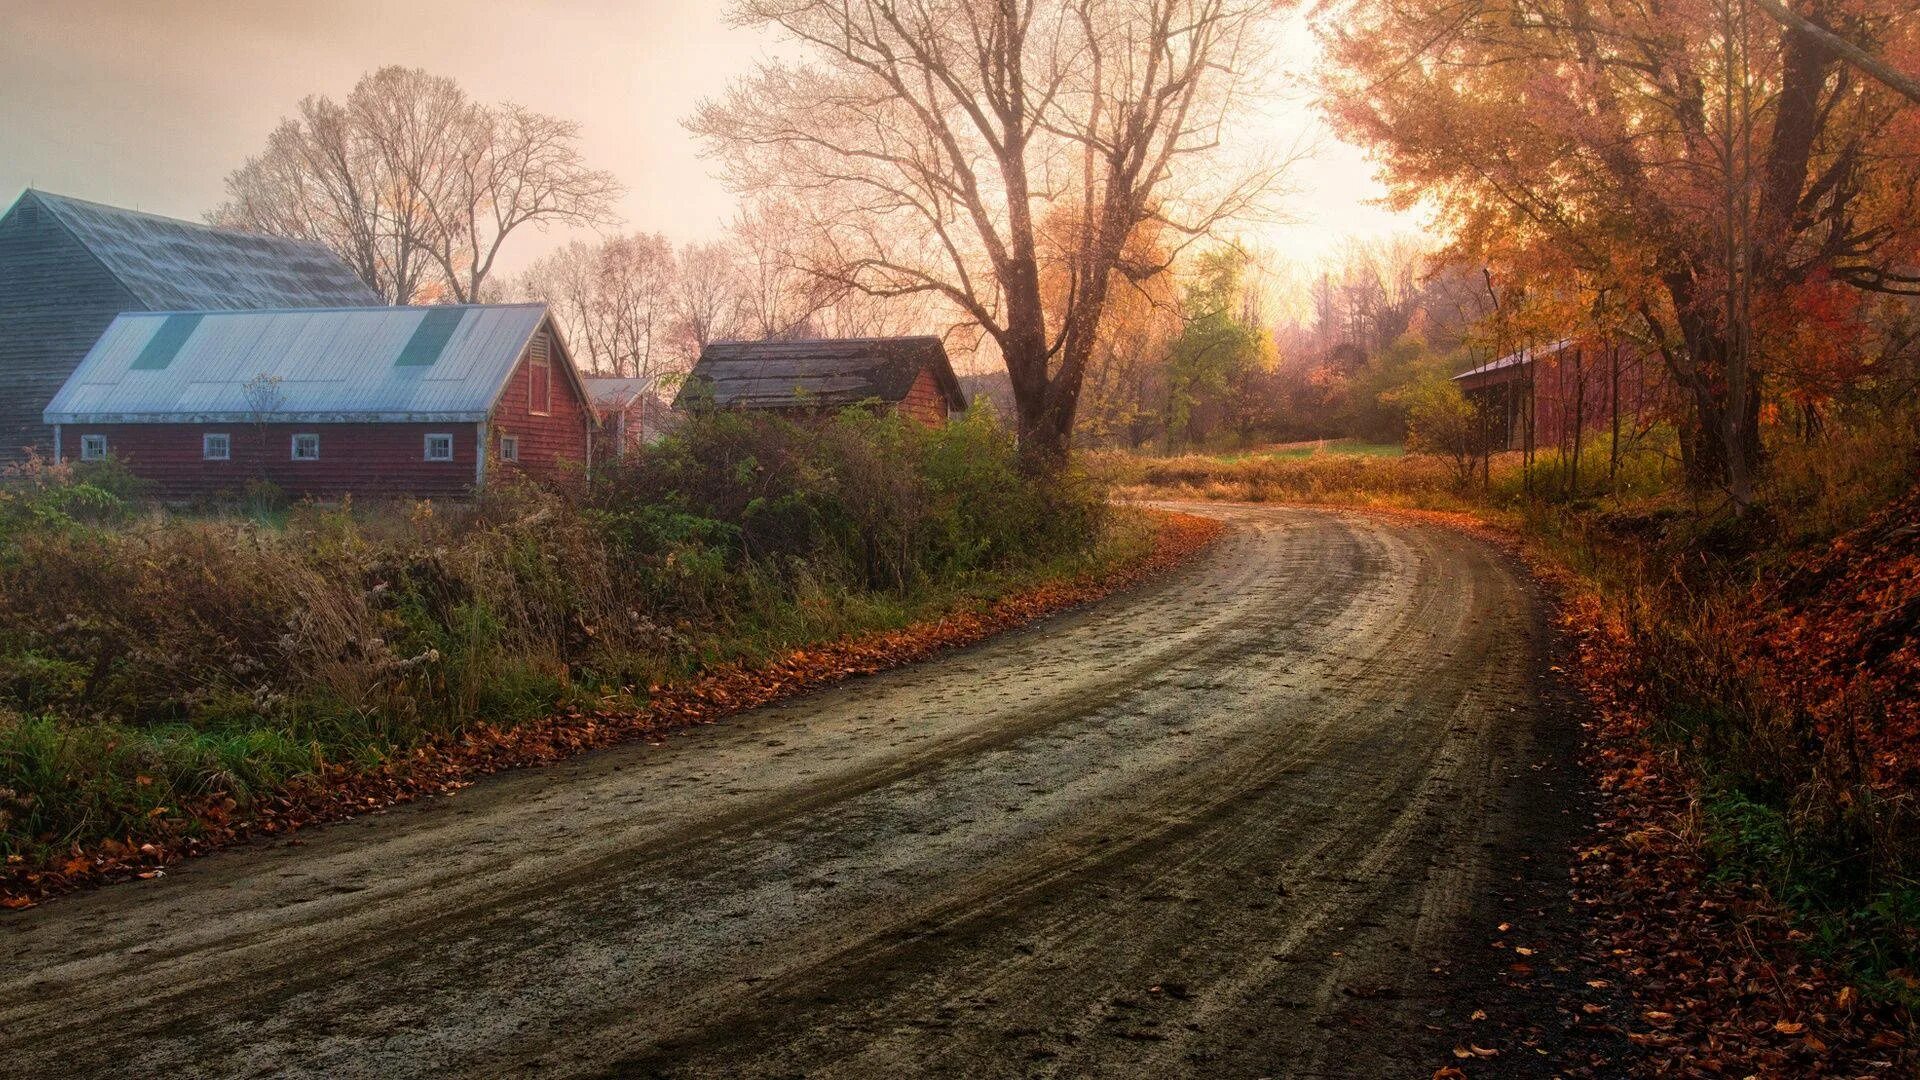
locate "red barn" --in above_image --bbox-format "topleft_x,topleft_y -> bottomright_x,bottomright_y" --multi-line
43,304 -> 595,501
1453,338 -> 1674,454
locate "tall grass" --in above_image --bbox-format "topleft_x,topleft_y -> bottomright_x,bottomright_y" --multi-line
0,407 -> 1122,862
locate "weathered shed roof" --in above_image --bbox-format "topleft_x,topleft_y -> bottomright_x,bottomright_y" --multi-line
23,190 -> 380,311
673,337 -> 967,413
1453,339 -> 1576,389
46,304 -> 576,424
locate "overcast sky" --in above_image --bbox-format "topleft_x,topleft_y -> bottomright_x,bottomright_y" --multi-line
0,0 -> 1423,279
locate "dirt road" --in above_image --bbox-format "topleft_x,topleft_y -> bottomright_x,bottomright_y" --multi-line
0,505 -> 1588,1078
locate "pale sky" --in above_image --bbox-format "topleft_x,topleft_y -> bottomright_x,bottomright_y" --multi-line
0,0 -> 1424,279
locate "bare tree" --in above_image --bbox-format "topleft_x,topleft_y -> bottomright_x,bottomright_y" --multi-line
214,95 -> 437,304
519,233 -> 683,378
690,0 -> 1285,462
674,241 -> 742,353
215,66 -> 620,305
420,100 -> 623,303
729,199 -> 841,340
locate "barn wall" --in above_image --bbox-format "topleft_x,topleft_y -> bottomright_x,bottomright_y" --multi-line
895,365 -> 950,425
489,332 -> 593,485
1462,344 -> 1674,452
0,196 -> 141,465
60,422 -> 478,502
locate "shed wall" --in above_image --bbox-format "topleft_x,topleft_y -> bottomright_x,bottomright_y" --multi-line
489,341 -> 593,485
59,422 -> 478,501
896,365 -> 951,425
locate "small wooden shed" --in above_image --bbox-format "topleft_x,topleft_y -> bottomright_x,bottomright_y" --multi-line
1453,337 -> 1670,453
585,375 -> 671,459
672,337 -> 967,424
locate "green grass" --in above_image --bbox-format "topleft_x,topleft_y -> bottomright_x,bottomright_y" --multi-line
1702,784 -> 1920,1010
1248,438 -> 1405,460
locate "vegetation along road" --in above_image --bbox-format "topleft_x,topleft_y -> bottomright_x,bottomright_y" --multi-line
0,504 -> 1589,1078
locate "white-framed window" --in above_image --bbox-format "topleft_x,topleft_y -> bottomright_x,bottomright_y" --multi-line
424,433 -> 454,462
528,331 -> 552,415
203,433 -> 231,461
499,433 -> 520,463
79,434 -> 107,461
291,433 -> 320,461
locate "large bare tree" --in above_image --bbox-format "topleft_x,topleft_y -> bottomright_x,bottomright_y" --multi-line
690,0 -> 1283,461
214,67 -> 620,305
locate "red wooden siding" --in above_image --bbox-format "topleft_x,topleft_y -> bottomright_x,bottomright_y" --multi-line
895,365 -> 950,425
60,422 -> 478,501
488,328 -> 593,485
1462,342 -> 1675,453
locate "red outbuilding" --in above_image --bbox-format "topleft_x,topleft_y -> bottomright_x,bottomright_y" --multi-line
43,303 -> 595,501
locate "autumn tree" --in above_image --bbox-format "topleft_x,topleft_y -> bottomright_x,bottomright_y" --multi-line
1323,0 -> 1920,503
215,67 -> 620,304
691,0 -> 1284,463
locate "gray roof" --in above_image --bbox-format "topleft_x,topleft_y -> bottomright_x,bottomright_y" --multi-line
674,336 -> 966,412
46,304 -> 576,424
583,375 -> 662,410
24,190 -> 379,311
1453,339 -> 1576,384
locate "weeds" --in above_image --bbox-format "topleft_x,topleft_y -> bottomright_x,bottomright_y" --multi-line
0,407 -> 1115,864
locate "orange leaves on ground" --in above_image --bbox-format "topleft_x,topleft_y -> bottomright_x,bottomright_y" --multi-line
1558,582 -> 1918,1076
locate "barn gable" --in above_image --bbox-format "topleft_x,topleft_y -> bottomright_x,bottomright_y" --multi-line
0,189 -> 380,464
0,193 -> 141,461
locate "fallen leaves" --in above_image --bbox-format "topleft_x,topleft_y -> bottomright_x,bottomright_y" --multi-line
1552,579 -> 1919,1076
0,510 -> 1226,911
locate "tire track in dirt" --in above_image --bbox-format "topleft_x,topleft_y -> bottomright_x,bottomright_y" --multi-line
0,505 -> 1578,1079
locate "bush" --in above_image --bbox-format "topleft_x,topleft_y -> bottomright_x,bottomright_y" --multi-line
0,406 -> 1113,862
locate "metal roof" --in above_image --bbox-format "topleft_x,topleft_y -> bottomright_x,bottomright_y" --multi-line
583,375 -> 661,411
46,305 -> 560,424
1453,339 -> 1576,384
674,337 -> 967,412
24,190 -> 380,311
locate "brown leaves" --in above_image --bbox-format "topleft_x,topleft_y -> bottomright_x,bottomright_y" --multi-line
1555,583 -> 1919,1076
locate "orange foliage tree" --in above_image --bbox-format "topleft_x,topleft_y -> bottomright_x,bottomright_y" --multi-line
1322,0 -> 1920,502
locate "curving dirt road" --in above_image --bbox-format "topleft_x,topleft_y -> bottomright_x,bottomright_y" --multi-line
0,504 -> 1587,1079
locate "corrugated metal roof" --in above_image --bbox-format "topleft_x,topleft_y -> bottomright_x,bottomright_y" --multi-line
1453,339 -> 1576,383
673,337 -> 966,412
45,305 -> 553,423
28,190 -> 380,310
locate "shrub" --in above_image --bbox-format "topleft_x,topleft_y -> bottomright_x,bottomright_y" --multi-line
0,406 -> 1114,862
